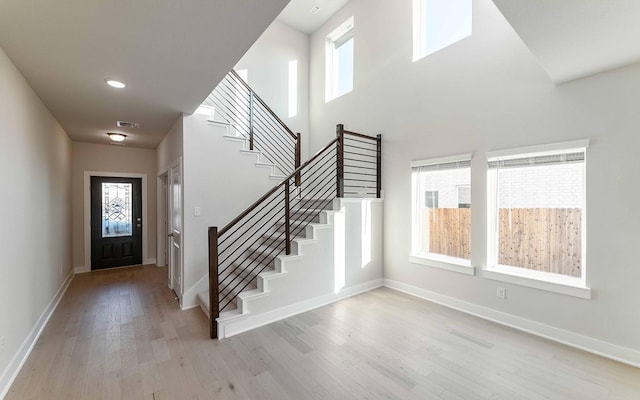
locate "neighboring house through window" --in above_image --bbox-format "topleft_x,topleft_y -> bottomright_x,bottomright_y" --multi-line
485,140 -> 590,298
410,154 -> 472,274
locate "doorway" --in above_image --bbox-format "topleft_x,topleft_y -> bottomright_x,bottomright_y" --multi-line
168,160 -> 183,297
90,176 -> 143,269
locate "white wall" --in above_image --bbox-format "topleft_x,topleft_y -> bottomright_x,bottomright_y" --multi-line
71,142 -> 158,270
235,20 -> 310,160
180,114 -> 283,307
308,0 -> 640,355
0,48 -> 73,395
156,116 -> 184,174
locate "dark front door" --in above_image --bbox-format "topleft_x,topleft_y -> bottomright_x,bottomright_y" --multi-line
91,176 -> 143,269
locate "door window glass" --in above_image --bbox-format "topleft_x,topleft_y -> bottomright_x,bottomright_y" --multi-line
102,182 -> 133,237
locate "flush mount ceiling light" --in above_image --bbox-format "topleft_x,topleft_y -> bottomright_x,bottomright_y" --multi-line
105,79 -> 126,89
107,133 -> 127,142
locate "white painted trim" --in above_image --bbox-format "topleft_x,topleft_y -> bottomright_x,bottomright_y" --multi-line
75,263 -> 155,276
143,258 -> 157,266
218,279 -> 384,339
83,171 -> 149,271
338,197 -> 384,203
181,272 -> 209,310
482,267 -> 591,299
383,279 -> 640,368
411,153 -> 472,168
167,158 -> 184,299
0,272 -> 73,399
487,139 -> 590,160
74,266 -> 90,274
156,171 -> 169,268
180,304 -> 201,311
409,254 -> 475,275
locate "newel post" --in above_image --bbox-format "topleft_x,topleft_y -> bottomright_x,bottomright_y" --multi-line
249,92 -> 255,151
295,132 -> 302,187
336,124 -> 344,198
208,227 -> 220,339
376,134 -> 382,199
284,181 -> 291,255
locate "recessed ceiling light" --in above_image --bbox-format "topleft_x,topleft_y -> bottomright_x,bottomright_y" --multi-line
107,133 -> 127,142
105,79 -> 126,89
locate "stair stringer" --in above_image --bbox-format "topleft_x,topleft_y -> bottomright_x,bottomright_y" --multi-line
213,198 -> 384,339
208,119 -> 287,181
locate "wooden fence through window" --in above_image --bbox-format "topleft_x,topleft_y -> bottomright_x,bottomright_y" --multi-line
422,208 -> 471,259
422,208 -> 582,277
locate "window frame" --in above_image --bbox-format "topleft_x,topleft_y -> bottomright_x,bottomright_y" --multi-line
325,17 -> 354,102
484,139 -> 591,299
410,153 -> 474,275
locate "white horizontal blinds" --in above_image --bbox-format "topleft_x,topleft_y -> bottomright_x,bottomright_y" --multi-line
411,153 -> 472,171
488,151 -> 584,169
413,159 -> 470,172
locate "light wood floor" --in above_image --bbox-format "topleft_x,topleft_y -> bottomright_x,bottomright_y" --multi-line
6,265 -> 639,400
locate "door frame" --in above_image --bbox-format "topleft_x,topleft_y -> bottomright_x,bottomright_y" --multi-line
166,158 -> 184,296
156,171 -> 169,268
82,171 -> 149,272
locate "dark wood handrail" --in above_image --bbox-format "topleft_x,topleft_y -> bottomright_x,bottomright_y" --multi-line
229,69 -> 297,141
218,137 -> 340,236
343,130 -> 378,141
209,125 -> 381,338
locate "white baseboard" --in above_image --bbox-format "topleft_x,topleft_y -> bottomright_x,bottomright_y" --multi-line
75,260 -> 158,275
181,273 -> 210,310
220,279 -> 384,339
0,272 -> 74,400
383,279 -> 640,368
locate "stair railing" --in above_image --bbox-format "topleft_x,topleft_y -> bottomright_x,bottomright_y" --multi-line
203,70 -> 301,177
208,124 -> 381,338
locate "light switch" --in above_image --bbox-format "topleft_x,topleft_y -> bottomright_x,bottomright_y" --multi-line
194,206 -> 201,217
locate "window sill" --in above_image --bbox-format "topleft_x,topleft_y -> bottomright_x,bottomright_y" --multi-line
409,254 -> 475,275
482,265 -> 591,299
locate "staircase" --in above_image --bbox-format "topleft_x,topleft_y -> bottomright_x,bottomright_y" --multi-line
194,71 -> 382,339
196,197 -> 335,316
203,70 -> 301,178
209,119 -> 288,182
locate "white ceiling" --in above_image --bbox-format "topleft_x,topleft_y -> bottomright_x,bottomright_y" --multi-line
3,0 -> 637,149
277,0 -> 351,34
492,0 -> 640,84
0,0 -> 289,148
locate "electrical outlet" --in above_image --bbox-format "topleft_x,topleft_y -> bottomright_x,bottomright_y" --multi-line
497,287 -> 506,299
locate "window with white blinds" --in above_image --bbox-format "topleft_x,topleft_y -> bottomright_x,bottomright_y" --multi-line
487,142 -> 587,281
411,154 -> 472,263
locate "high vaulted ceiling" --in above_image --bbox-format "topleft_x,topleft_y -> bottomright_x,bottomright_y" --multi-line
0,0 -> 289,148
492,0 -> 640,84
277,0 -> 351,34
2,0 -> 639,149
